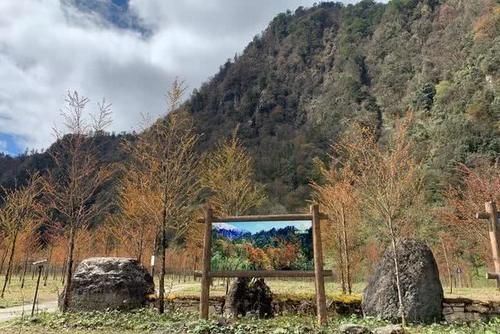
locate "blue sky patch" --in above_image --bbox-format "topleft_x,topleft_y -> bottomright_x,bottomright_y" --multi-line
71,0 -> 152,37
0,133 -> 24,156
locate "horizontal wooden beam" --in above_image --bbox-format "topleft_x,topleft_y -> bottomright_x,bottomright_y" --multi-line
197,213 -> 329,223
475,212 -> 500,220
214,214 -> 313,222
486,272 -> 500,280
194,270 -> 333,278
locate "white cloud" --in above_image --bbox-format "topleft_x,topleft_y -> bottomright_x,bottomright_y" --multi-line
0,0 -> 383,153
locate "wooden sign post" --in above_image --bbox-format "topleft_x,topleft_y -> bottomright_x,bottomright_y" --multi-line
200,206 -> 213,320
31,259 -> 47,317
475,201 -> 500,288
198,205 -> 329,325
311,204 -> 327,325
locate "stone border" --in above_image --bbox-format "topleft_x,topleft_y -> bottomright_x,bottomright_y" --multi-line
443,297 -> 500,323
167,296 -> 500,323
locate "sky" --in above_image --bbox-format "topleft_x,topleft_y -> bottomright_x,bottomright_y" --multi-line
0,0 -> 384,156
213,221 -> 311,234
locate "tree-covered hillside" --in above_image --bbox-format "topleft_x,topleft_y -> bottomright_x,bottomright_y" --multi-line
186,0 -> 499,211
1,0 -> 498,212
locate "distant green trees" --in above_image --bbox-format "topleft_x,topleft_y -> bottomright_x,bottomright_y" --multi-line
186,0 -> 498,212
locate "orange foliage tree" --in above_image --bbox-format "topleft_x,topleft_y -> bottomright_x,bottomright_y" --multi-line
438,162 -> 500,283
312,163 -> 360,294
0,174 -> 42,298
200,132 -> 265,217
121,80 -> 200,314
337,116 -> 425,326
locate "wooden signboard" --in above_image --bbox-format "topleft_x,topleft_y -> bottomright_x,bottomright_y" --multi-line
197,204 -> 329,325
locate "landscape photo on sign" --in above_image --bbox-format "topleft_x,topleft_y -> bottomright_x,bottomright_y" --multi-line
211,221 -> 313,271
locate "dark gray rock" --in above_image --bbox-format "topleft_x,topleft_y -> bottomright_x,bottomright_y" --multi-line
251,278 -> 273,317
226,277 -> 251,317
60,257 -> 154,311
362,239 -> 443,324
338,324 -> 372,334
225,277 -> 273,318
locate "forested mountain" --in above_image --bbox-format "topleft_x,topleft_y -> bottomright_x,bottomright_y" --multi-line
1,0 -> 498,212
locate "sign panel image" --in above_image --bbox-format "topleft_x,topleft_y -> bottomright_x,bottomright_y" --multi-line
211,220 -> 313,272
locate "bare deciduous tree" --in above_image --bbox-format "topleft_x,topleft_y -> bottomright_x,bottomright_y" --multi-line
43,91 -> 114,312
340,116 -> 424,326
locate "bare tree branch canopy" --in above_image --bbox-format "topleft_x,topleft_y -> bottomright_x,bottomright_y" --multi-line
43,91 -> 114,312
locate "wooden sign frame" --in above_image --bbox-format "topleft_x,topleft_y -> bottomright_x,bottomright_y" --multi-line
197,204 -> 329,325
476,201 -> 500,288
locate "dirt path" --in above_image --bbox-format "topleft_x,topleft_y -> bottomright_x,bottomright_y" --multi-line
0,284 -> 191,323
0,300 -> 58,322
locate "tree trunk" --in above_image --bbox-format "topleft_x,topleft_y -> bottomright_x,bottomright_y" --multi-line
340,206 -> 352,295
61,261 -> 67,284
151,230 -> 158,278
337,233 -> 346,294
61,225 -> 76,313
440,238 -> 453,294
0,250 -> 8,275
44,247 -> 53,287
20,249 -> 30,289
389,224 -> 406,327
1,232 -> 18,298
158,192 -> 168,314
137,234 -> 144,264
158,228 -> 166,313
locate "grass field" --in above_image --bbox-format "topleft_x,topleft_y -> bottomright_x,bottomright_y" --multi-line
0,273 -> 499,311
0,274 -> 63,309
0,274 -> 499,333
166,277 -> 500,302
2,308 -> 500,334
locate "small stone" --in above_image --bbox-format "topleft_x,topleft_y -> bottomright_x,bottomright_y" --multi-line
465,303 -> 490,313
338,324 -> 372,334
373,324 -> 405,334
297,300 -> 314,314
442,306 -> 454,315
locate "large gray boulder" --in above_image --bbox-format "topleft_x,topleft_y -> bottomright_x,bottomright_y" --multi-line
225,277 -> 273,318
362,239 -> 443,324
61,257 -> 154,311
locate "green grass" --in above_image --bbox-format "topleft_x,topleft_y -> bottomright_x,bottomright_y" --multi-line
0,274 -> 63,309
1,276 -> 499,333
2,309 -> 500,334
166,278 -> 500,303
1,274 -> 498,311
166,279 -> 364,305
